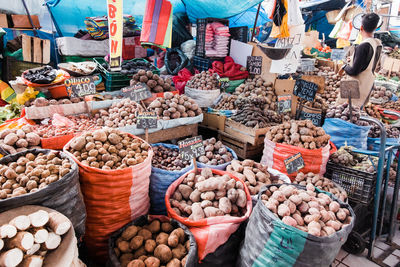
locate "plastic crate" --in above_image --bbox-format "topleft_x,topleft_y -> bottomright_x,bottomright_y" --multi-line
195,17 -> 230,58
193,56 -> 224,72
229,26 -> 248,43
2,56 -> 46,83
325,162 -> 376,205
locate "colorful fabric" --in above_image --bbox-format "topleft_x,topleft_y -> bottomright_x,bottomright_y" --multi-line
84,15 -> 141,40
210,56 -> 249,80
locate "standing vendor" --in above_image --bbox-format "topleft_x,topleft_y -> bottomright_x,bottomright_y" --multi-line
339,13 -> 382,108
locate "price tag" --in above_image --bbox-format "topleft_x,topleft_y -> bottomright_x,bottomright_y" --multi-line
300,59 -> 315,72
246,56 -> 262,75
277,95 -> 292,114
136,111 -> 158,129
219,78 -> 230,90
299,110 -> 323,126
340,80 -> 360,99
331,49 -> 346,61
121,83 -> 152,102
65,76 -> 96,97
178,136 -> 205,161
293,79 -> 318,102
284,152 -> 305,174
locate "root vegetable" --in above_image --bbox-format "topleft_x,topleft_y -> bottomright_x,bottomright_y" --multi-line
0,248 -> 23,267
29,227 -> 48,244
0,225 -> 17,239
6,231 -> 34,251
41,232 -> 61,250
9,216 -> 30,231
19,255 -> 43,267
28,210 -> 49,228
48,212 -> 71,235
154,244 -> 172,263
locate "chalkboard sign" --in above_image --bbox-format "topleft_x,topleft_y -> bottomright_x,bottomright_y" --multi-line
293,79 -> 318,102
219,78 -> 230,90
331,49 -> 346,61
277,95 -> 292,114
247,56 -> 262,75
284,152 -> 305,174
299,110 -> 323,126
136,111 -> 158,129
178,136 -> 205,161
121,83 -> 152,102
340,80 -> 360,99
65,76 -> 96,97
300,59 -> 315,72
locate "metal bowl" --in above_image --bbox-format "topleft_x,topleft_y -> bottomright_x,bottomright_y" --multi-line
257,44 -> 293,60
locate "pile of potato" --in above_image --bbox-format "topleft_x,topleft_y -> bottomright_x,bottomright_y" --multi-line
265,120 -> 330,149
369,125 -> 400,138
370,85 -> 393,103
131,70 -> 174,93
261,184 -> 352,236
213,94 -> 238,110
0,209 -> 72,267
113,219 -> 191,267
230,105 -> 282,128
0,151 -> 72,199
293,172 -> 347,202
25,97 -> 83,107
148,93 -> 202,120
67,128 -> 150,170
32,115 -> 100,138
197,138 -> 233,165
364,103 -> 382,120
152,146 -> 190,171
325,103 -> 370,126
169,168 -> 248,219
312,66 -> 343,106
95,99 -> 143,128
381,100 -> 400,111
330,146 -> 376,173
226,159 -> 284,195
304,95 -> 328,110
0,126 -> 41,155
186,71 -> 219,90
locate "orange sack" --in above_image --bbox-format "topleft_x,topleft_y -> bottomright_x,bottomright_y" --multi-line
64,133 -> 153,261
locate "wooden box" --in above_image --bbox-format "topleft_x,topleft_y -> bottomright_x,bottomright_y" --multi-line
224,119 -> 268,146
0,14 -> 8,28
218,131 -> 264,160
201,113 -> 226,131
11,15 -> 40,29
21,34 -> 50,64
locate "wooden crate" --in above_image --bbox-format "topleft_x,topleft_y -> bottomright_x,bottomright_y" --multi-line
22,34 -> 50,64
218,131 -> 264,160
137,124 -> 198,144
224,119 -> 268,146
0,14 -> 8,28
11,15 -> 40,29
201,113 -> 226,131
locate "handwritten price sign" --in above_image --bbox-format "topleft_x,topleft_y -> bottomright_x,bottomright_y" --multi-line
178,136 -> 205,161
121,83 -> 152,102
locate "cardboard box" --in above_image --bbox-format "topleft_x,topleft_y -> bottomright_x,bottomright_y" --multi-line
0,14 -> 8,28
11,15 -> 40,28
248,42 -> 277,84
201,113 -> 226,131
274,79 -> 297,116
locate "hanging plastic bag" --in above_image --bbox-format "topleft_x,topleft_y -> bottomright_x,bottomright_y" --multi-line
172,68 -> 198,94
165,48 -> 189,75
287,0 -> 303,26
337,20 -> 353,40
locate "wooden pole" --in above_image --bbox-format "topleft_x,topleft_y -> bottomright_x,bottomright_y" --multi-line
193,158 -> 198,174
145,128 -> 149,143
251,3 -> 262,41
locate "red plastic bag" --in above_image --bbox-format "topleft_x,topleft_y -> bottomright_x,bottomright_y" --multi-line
172,68 -> 198,94
261,140 -> 337,180
165,168 -> 252,261
64,133 -> 153,261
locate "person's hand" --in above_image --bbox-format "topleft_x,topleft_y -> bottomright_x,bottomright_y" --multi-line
338,67 -> 345,76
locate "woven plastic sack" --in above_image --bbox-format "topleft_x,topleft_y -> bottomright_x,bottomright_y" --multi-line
165,168 -> 252,263
150,143 -> 194,215
237,184 -> 355,267
108,215 -> 198,267
323,118 -> 371,149
185,86 -> 221,108
197,146 -> 238,171
261,139 -> 335,180
0,149 -> 86,238
64,133 -> 153,261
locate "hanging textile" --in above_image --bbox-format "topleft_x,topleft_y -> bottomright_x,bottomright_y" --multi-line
270,0 -> 290,38
140,0 -> 173,49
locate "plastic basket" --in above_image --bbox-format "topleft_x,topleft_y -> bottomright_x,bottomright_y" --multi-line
193,56 -> 224,72
195,17 -> 230,58
325,162 -> 376,205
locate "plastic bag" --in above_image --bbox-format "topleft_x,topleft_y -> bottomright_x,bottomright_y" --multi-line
181,39 -> 196,60
150,143 -> 194,215
165,48 -> 189,75
185,87 -> 220,108
0,149 -> 86,238
237,184 -> 355,267
52,113 -> 75,128
64,134 -> 153,261
165,168 -> 252,262
323,118 -> 371,149
261,139 -> 335,180
172,68 -> 198,94
108,215 -> 198,267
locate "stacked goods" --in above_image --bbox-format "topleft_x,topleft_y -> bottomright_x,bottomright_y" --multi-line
95,99 -> 144,128
261,184 -> 352,236
226,159 -> 285,195
66,128 -> 150,170
368,125 -> 400,138
197,138 -> 233,165
313,66 -> 343,106
112,219 -> 192,267
230,106 -> 283,128
0,126 -> 41,154
32,115 -> 100,138
0,209 -> 71,267
120,60 -> 158,75
185,71 -> 219,90
325,103 -> 370,126
304,95 -> 328,110
265,120 -> 330,149
148,93 -> 202,120
293,172 -> 347,202
24,97 -> 84,107
205,22 -> 230,57
0,151 -> 72,199
131,70 -> 174,93
370,85 -> 393,103
169,168 -> 248,219
330,146 -> 376,172
152,146 -> 190,171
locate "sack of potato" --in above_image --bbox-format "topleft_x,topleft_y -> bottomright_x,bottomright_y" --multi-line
261,120 -> 335,179
196,137 -> 237,171
108,215 -> 198,267
165,168 -> 252,264
64,128 -> 153,261
237,184 -> 355,267
150,143 -> 194,215
185,71 -> 221,108
0,149 -> 86,238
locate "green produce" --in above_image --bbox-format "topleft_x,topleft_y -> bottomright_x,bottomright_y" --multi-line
0,103 -> 21,124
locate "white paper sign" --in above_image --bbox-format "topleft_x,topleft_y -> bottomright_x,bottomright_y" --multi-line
230,40 -> 254,67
